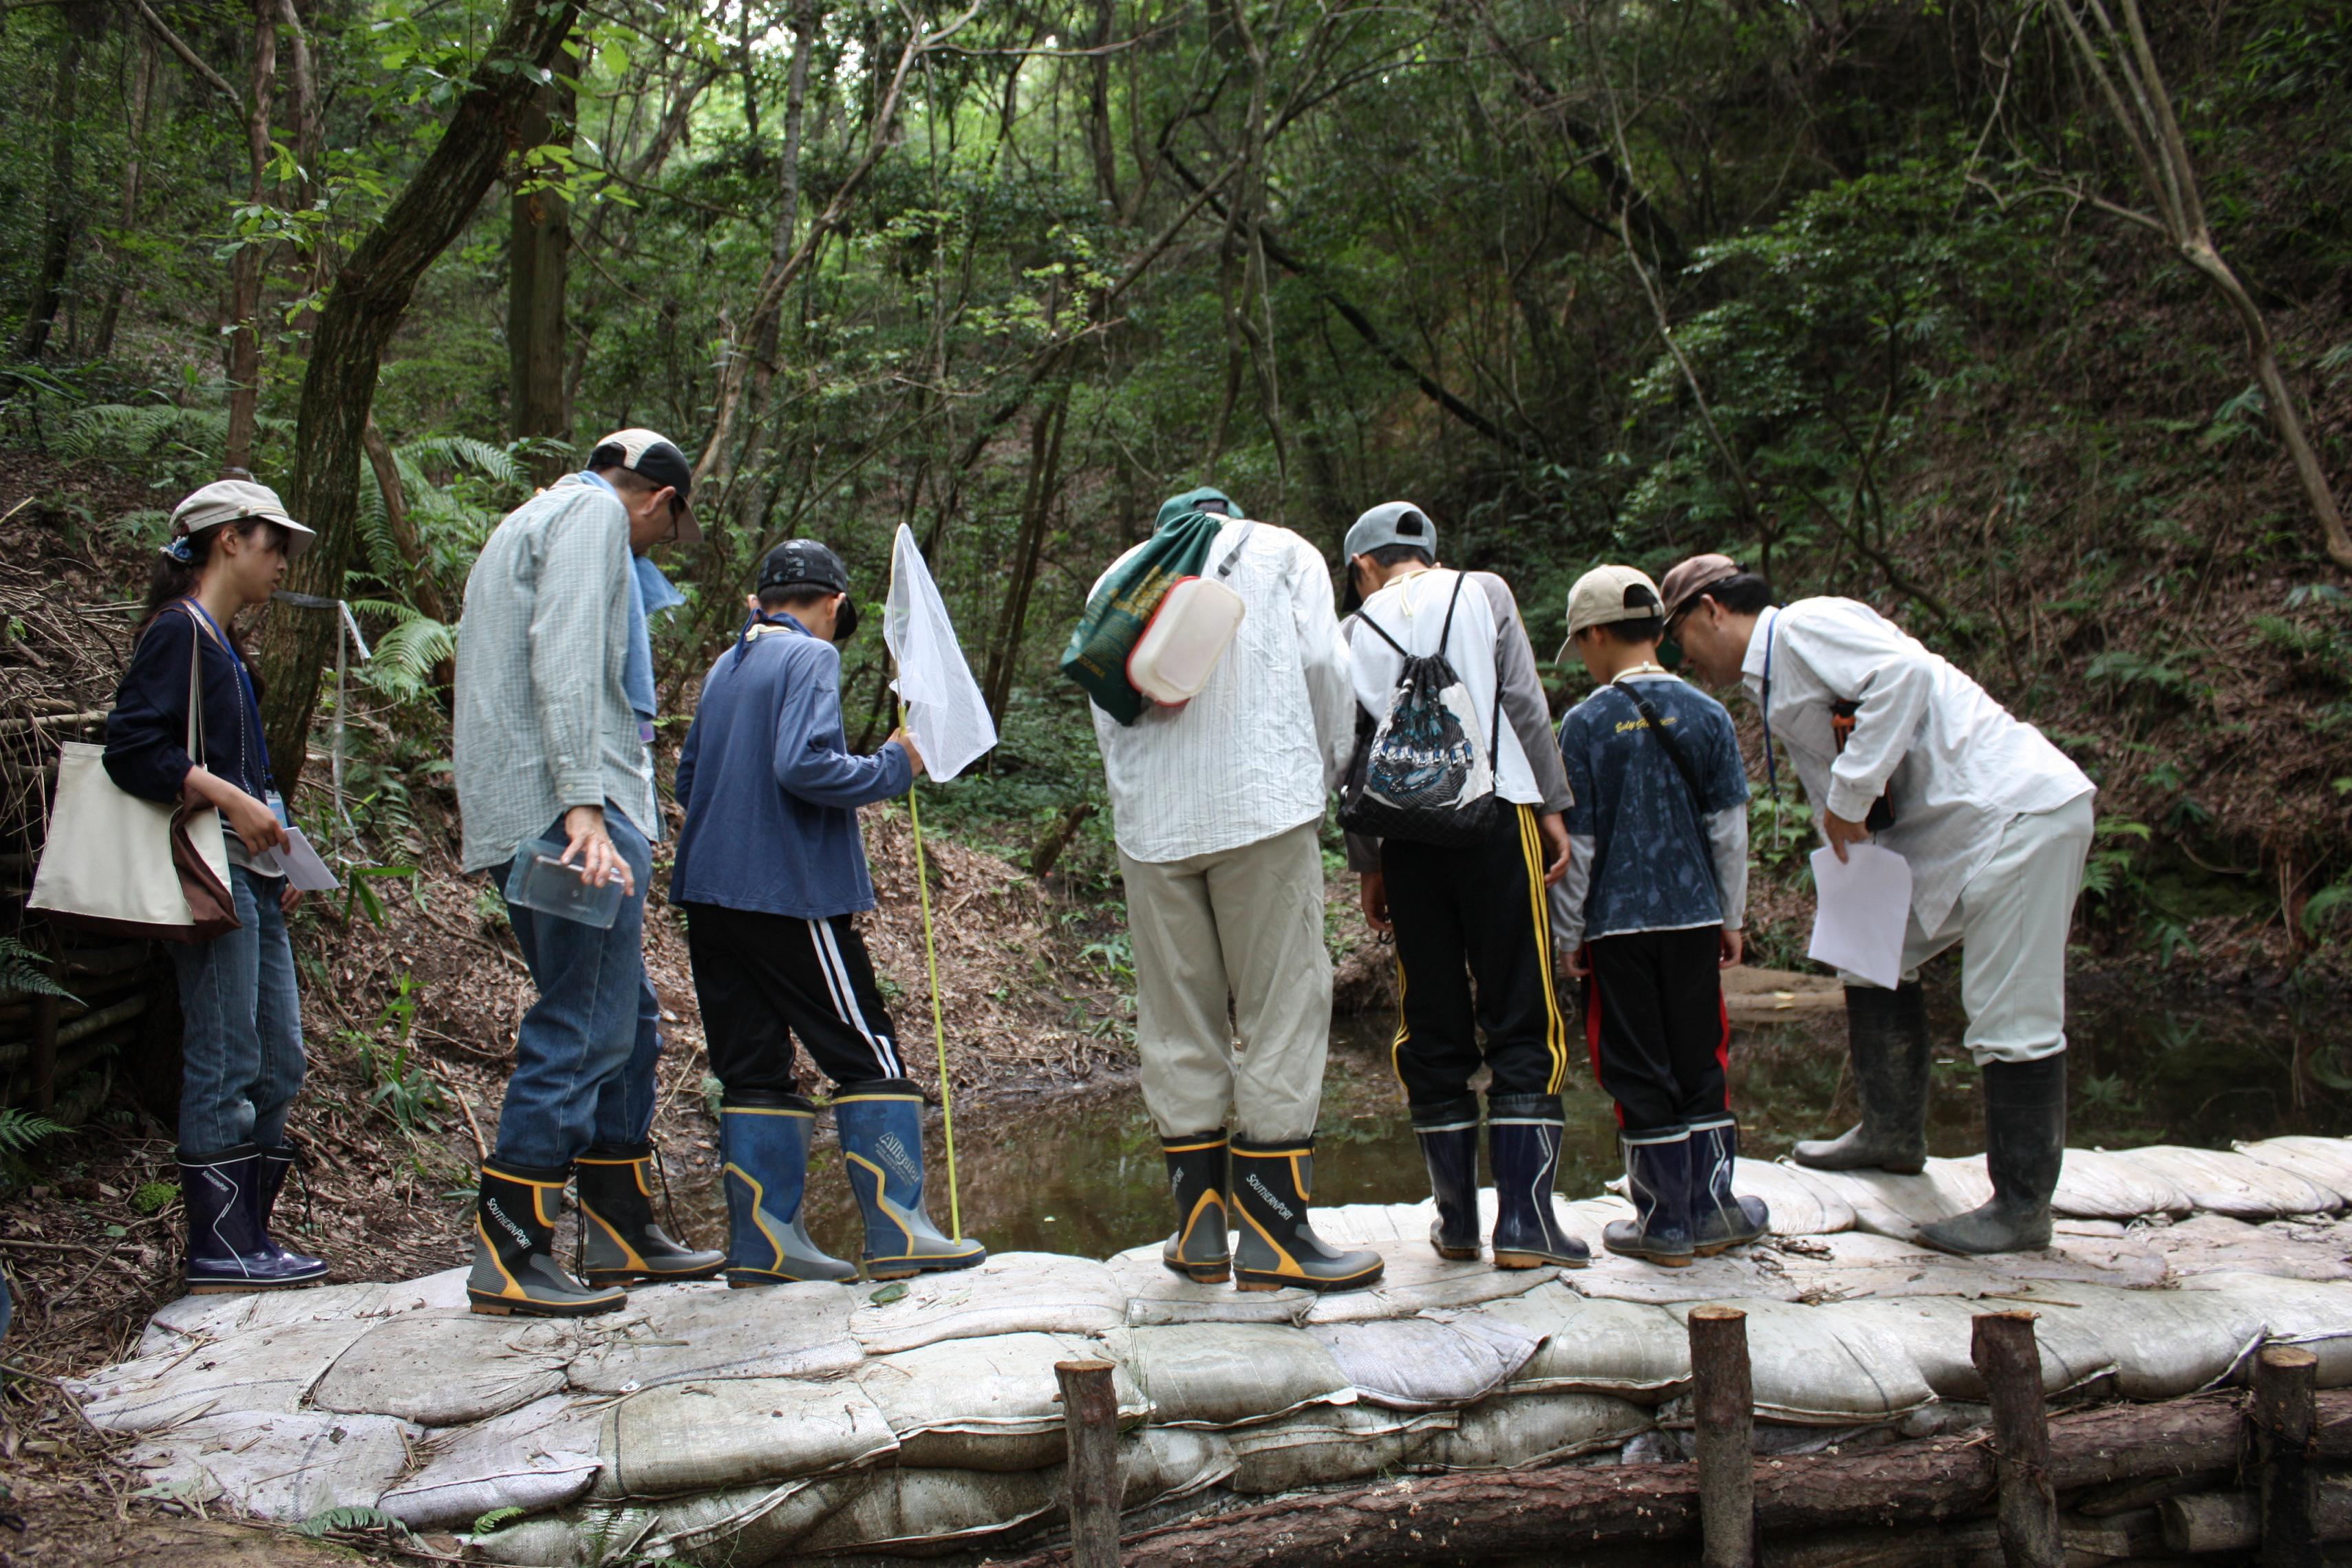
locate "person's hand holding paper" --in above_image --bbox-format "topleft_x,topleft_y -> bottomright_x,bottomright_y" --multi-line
1807,842 -> 1911,989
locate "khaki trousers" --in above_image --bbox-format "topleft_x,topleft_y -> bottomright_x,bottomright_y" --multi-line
1119,820 -> 1331,1143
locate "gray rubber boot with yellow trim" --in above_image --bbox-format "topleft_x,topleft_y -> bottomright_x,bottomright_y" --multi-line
1230,1137 -> 1384,1293
1159,1129 -> 1232,1282
467,1161 -> 626,1318
576,1141 -> 727,1286
722,1095 -> 857,1287
835,1081 -> 985,1280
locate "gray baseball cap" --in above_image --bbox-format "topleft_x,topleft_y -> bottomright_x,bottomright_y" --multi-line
1343,501 -> 1437,563
169,480 -> 316,561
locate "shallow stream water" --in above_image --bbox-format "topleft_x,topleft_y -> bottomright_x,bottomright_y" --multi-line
667,977 -> 2352,1265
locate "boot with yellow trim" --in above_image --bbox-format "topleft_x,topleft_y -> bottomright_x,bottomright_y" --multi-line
834,1080 -> 986,1280
1159,1129 -> 1232,1282
721,1094 -> 857,1287
1230,1137 -> 1385,1293
575,1141 -> 727,1287
466,1161 -> 627,1318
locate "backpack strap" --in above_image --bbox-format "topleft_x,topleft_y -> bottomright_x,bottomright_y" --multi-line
1212,520 -> 1257,579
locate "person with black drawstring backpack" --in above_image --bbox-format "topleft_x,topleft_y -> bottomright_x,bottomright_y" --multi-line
1550,566 -> 1767,1267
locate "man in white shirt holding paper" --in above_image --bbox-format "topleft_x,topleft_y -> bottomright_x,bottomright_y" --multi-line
1663,555 -> 2094,1255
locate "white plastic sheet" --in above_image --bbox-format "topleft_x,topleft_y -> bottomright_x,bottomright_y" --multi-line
886,523 -> 997,783
1808,844 -> 1912,988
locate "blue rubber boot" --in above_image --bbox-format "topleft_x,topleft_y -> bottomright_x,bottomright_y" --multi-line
834,1082 -> 986,1280
180,1145 -> 328,1293
1603,1128 -> 1695,1267
1688,1116 -> 1771,1256
1486,1093 -> 1591,1268
255,1143 -> 329,1278
1413,1097 -> 1483,1260
722,1095 -> 857,1287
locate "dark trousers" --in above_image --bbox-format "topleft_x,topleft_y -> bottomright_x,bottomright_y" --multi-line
1384,802 -> 1569,1110
1581,926 -> 1730,1134
682,903 -> 908,1097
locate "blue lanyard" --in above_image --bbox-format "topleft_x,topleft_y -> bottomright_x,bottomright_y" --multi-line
182,598 -> 274,791
1757,608 -> 1779,799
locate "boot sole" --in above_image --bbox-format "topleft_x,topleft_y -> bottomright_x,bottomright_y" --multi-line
727,1273 -> 858,1288
1234,1269 -> 1385,1294
582,1262 -> 728,1287
1600,1245 -> 1693,1267
1788,1151 -> 1926,1175
866,1255 -> 987,1282
185,1275 -> 328,1293
1162,1259 -> 1234,1284
1691,1235 -> 1767,1258
468,1290 -> 626,1318
1492,1250 -> 1589,1269
1430,1244 -> 1482,1262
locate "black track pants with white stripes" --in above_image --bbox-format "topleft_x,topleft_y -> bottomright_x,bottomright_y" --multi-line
681,902 -> 908,1096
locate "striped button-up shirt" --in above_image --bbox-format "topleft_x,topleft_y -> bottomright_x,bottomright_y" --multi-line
453,475 -> 658,872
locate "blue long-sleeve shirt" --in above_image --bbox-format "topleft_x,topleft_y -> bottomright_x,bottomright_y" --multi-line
671,614 -> 912,919
105,605 -> 272,807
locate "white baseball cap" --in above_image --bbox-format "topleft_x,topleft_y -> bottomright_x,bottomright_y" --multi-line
168,480 -> 316,561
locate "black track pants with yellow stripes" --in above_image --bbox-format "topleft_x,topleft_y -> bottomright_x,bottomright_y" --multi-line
1382,802 -> 1568,1111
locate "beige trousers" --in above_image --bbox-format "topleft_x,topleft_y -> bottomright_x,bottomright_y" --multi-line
1119,820 -> 1332,1143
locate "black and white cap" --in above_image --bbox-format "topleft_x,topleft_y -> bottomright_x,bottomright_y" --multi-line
756,539 -> 851,598
589,428 -> 701,545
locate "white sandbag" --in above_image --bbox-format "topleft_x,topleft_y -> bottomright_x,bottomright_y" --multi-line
1106,1245 -> 1312,1327
1411,1393 -> 1653,1471
72,1316 -> 375,1432
791,1466 -> 1059,1555
849,1252 -> 1126,1355
1307,1314 -> 1539,1411
1736,1160 -> 1856,1236
379,1394 -> 604,1530
1301,1243 -> 1559,1324
1306,1201 -> 1440,1249
1568,1200 -> 1803,1305
1788,1158 -> 1995,1243
568,1281 -> 860,1393
2177,1271 -> 2352,1388
1665,1299 -> 1934,1425
1820,1297 -> 2117,1400
1223,1403 -> 1455,1495
1117,1426 -> 1239,1508
470,1499 -> 667,1567
312,1309 -> 577,1426
2075,1282 -> 2269,1398
1473,1285 -> 1691,1401
630,1479 -> 843,1567
2104,1145 -> 2340,1219
859,1331 -> 1148,1470
1768,1227 -> 2167,1301
2235,1136 -> 2352,1205
2051,1147 -> 2190,1219
125,1410 -> 417,1522
136,1268 -> 470,1357
597,1375 -> 899,1498
1125,1322 -> 1354,1428
2137,1212 -> 2352,1282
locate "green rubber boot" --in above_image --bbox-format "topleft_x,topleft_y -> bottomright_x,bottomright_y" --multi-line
1917,1055 -> 2065,1256
1792,981 -> 1931,1174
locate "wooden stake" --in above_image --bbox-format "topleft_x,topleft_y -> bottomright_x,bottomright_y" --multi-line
1973,1311 -> 2060,1568
2254,1344 -> 2320,1568
1057,1357 -> 1121,1568
1689,1304 -> 1754,1568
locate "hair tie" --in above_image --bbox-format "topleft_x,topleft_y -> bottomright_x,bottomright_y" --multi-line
163,536 -> 194,563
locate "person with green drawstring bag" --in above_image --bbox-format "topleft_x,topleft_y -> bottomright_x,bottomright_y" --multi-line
1060,487 -> 1239,724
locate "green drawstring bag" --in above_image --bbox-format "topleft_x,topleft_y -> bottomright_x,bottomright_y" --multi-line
1060,508 -> 1227,726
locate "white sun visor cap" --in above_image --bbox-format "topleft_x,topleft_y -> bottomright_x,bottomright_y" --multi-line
169,480 -> 317,561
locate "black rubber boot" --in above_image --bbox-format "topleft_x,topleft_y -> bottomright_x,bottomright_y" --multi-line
467,1161 -> 626,1318
255,1143 -> 328,1277
1486,1093 -> 1591,1268
1603,1128 -> 1695,1267
575,1141 -> 727,1285
1231,1138 -> 1385,1293
1413,1098 -> 1482,1261
1917,1055 -> 2066,1256
1688,1116 -> 1771,1256
1159,1130 -> 1232,1283
1792,982 -> 1930,1174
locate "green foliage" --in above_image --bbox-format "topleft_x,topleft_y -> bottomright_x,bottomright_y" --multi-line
341,974 -> 447,1136
0,1108 -> 66,1157
471,1506 -> 527,1536
0,937 -> 77,1005
295,1505 -> 411,1540
129,1180 -> 180,1215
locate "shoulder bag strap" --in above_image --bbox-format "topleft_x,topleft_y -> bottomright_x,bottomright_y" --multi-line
1213,520 -> 1257,579
178,608 -> 208,766
1611,678 -> 1719,894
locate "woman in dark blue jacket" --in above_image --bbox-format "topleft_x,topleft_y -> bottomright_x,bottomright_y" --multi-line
104,480 -> 326,1295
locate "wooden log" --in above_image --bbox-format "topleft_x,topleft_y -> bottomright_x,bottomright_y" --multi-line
989,1393 -> 2352,1568
2255,1344 -> 2320,1568
54,995 -> 144,1049
1690,1304 -> 1755,1568
2160,1476 -> 2352,1554
1973,1311 -> 2060,1568
1056,1358 -> 1121,1568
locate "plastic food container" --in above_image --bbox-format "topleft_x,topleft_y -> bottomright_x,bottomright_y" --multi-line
502,835 -> 626,928
1127,577 -> 1247,707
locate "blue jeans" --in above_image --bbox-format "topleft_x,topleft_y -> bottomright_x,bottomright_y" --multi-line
491,807 -> 663,1169
172,866 -> 307,1157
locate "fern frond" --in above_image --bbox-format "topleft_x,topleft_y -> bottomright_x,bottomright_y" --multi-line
0,937 -> 78,1004
356,615 -> 456,702
400,434 -> 522,488
0,1107 -> 67,1156
295,1505 -> 411,1539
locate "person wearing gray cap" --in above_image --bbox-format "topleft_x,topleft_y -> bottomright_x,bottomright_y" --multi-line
1661,555 -> 2095,1256
105,480 -> 326,1294
454,429 -> 723,1316
1338,502 -> 1581,1270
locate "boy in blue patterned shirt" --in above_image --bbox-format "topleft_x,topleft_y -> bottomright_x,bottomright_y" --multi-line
1551,566 -> 1767,1267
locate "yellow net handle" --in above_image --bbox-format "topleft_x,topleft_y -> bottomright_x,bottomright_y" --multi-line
901,720 -> 961,1240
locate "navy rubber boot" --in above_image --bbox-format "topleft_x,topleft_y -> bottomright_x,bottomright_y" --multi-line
1688,1116 -> 1771,1256
576,1141 -> 727,1286
180,1145 -> 328,1293
1159,1129 -> 1233,1283
722,1096 -> 857,1287
1486,1093 -> 1591,1268
1603,1128 -> 1696,1267
834,1082 -> 985,1279
254,1143 -> 329,1277
1413,1098 -> 1483,1260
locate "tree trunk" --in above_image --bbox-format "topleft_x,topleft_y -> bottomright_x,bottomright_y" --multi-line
508,78 -> 575,486
255,0 -> 584,789
221,0 -> 277,476
94,28 -> 160,358
983,375 -> 1072,722
13,11 -> 90,361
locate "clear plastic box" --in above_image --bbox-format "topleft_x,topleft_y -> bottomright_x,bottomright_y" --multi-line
502,836 -> 626,929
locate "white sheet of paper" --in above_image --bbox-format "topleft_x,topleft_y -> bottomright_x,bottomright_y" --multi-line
251,827 -> 340,892
1807,843 -> 1913,989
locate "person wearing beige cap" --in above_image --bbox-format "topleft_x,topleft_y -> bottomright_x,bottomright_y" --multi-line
453,429 -> 723,1316
1660,555 -> 2095,1256
1552,566 -> 1764,1267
